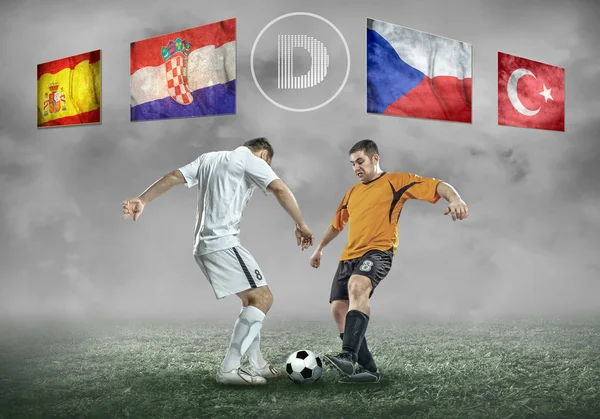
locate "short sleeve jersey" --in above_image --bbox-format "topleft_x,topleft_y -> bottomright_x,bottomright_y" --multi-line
178,146 -> 280,256
332,172 -> 442,261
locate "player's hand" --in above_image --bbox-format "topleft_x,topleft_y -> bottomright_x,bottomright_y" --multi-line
309,248 -> 322,269
122,198 -> 145,221
444,199 -> 468,221
295,224 -> 314,250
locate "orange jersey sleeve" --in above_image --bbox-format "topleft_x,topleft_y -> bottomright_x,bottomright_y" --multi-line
331,186 -> 354,231
390,172 -> 442,204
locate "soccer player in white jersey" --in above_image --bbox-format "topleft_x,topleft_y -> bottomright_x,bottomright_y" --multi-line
122,138 -> 314,386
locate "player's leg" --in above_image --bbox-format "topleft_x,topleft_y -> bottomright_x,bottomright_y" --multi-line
324,274 -> 372,375
337,275 -> 381,383
332,299 -> 377,373
327,260 -> 376,374
324,259 -> 360,375
196,247 -> 270,385
229,305 -> 268,369
240,289 -> 282,379
245,304 -> 267,370
247,326 -> 281,378
223,245 -> 281,380
328,261 -> 351,357
331,300 -> 349,333
325,250 -> 392,381
220,285 -> 271,372
329,259 -> 353,332
339,250 -> 392,383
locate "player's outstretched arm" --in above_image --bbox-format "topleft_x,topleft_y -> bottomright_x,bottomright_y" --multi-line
266,179 -> 313,249
310,224 -> 341,268
316,224 -> 341,251
122,169 -> 186,222
436,181 -> 469,221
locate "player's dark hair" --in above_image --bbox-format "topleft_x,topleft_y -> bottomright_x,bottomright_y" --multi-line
243,137 -> 274,159
349,139 -> 379,158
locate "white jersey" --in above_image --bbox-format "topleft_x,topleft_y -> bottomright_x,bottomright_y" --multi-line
178,146 -> 280,256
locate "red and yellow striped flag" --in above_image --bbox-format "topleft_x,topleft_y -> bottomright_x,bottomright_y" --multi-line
37,50 -> 101,128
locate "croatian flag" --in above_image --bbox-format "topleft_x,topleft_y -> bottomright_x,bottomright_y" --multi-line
367,18 -> 472,123
130,19 -> 236,121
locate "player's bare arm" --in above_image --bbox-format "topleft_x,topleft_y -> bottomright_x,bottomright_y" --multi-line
310,224 -> 342,269
122,169 -> 186,222
436,181 -> 469,221
266,179 -> 314,250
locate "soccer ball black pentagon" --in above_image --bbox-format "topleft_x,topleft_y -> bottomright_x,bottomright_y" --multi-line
285,349 -> 323,384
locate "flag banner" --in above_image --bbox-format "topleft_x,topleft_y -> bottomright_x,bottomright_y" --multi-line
367,18 -> 472,123
37,50 -> 101,128
130,18 -> 236,121
498,52 -> 564,132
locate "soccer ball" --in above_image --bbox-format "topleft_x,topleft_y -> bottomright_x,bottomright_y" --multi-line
285,349 -> 323,384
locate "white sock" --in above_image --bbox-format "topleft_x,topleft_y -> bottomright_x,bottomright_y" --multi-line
248,332 -> 267,369
220,305 -> 265,373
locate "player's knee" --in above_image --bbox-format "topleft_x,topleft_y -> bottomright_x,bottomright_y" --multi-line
238,294 -> 250,306
247,286 -> 273,313
331,300 -> 348,318
348,277 -> 372,300
262,287 -> 274,310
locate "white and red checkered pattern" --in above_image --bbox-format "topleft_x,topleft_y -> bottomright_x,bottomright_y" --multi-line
164,55 -> 194,105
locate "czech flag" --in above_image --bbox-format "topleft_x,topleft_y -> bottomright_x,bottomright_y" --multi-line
367,18 -> 472,123
130,18 -> 236,121
37,50 -> 101,128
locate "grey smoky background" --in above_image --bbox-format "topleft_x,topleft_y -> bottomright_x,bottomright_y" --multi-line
0,0 -> 599,322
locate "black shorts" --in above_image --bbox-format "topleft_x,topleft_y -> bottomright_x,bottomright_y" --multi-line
329,248 -> 393,303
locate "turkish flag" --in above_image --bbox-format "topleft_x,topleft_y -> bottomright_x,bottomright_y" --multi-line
498,52 -> 565,132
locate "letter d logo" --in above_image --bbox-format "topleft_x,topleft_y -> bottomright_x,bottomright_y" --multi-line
251,12 -> 350,112
277,35 -> 330,89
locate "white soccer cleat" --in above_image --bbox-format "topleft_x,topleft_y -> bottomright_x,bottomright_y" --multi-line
216,366 -> 267,385
252,363 -> 282,379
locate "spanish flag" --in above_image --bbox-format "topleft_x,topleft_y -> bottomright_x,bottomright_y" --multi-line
37,50 -> 101,128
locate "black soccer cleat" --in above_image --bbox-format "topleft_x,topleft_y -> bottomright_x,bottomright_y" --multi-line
338,366 -> 382,384
323,351 -> 356,376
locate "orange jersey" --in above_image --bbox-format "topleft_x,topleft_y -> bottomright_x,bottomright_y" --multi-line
332,172 -> 442,261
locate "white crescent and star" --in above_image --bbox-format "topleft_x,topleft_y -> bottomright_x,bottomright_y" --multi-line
507,68 -> 554,117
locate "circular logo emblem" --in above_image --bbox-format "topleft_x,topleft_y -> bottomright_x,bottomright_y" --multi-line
251,12 -> 351,112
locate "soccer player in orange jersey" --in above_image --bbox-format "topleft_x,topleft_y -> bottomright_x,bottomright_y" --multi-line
310,139 -> 469,383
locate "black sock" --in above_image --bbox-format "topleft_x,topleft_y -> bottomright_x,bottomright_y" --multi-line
340,332 -> 377,372
341,310 -> 370,363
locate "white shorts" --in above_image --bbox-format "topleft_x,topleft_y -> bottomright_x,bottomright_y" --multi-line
194,245 -> 268,299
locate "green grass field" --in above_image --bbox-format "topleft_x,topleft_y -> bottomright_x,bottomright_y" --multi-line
1,315 -> 599,419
